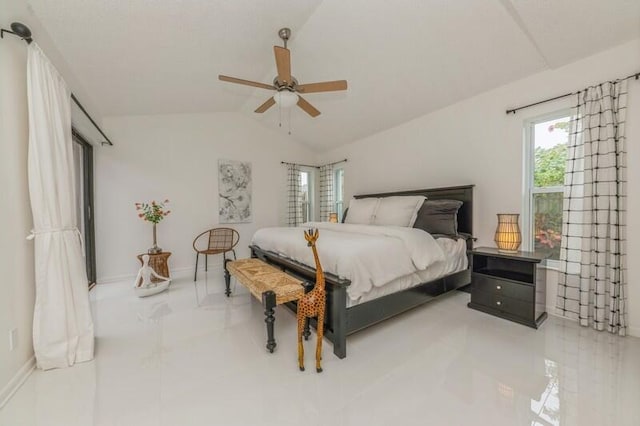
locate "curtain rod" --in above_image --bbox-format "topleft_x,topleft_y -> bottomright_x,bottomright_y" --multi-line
1,22 -> 114,146
71,94 -> 113,146
506,71 -> 640,115
281,159 -> 348,169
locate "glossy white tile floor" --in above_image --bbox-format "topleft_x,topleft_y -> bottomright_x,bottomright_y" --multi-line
2,272 -> 640,426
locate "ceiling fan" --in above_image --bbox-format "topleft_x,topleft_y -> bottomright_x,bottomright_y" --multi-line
218,28 -> 347,118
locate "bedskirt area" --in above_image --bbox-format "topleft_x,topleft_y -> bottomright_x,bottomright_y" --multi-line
347,237 -> 468,306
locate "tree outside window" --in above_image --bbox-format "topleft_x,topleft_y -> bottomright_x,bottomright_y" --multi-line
526,114 -> 570,260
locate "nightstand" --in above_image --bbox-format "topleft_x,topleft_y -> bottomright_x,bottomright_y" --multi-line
468,247 -> 547,328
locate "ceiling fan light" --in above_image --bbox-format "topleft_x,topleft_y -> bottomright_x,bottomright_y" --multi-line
274,91 -> 298,108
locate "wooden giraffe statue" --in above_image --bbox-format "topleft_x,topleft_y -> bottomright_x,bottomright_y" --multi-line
297,228 -> 326,373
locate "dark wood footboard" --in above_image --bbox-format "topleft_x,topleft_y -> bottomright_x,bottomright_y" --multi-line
250,245 -> 351,358
250,244 -> 471,359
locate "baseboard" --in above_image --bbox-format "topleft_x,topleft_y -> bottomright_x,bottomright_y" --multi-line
546,305 -> 562,319
97,264 -> 224,285
0,355 -> 36,409
545,305 -> 640,337
627,325 -> 640,338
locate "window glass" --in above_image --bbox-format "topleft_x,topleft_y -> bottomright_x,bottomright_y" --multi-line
334,168 -> 344,221
534,118 -> 569,187
301,171 -> 311,223
533,192 -> 563,259
525,114 -> 570,260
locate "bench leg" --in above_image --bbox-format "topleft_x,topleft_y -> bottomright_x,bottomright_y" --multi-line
223,259 -> 231,297
262,290 -> 277,353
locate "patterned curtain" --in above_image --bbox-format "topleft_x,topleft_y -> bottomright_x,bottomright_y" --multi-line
556,80 -> 627,336
319,164 -> 334,222
286,164 -> 302,227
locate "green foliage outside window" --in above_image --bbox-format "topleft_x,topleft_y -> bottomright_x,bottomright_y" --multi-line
534,143 -> 567,187
532,120 -> 569,259
534,193 -> 562,259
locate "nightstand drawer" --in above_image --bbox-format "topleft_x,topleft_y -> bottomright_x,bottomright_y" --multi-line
470,290 -> 534,320
472,273 -> 534,302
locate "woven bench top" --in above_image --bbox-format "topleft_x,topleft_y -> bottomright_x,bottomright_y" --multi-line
227,258 -> 304,305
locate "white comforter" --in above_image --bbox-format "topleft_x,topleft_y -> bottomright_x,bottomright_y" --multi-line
251,222 -> 445,300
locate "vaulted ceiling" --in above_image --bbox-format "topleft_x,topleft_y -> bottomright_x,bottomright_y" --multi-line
28,0 -> 640,151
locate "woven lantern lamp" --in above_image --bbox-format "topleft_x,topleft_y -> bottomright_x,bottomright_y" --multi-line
494,214 -> 522,253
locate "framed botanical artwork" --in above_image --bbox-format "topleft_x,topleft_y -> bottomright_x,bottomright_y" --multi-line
218,159 -> 252,223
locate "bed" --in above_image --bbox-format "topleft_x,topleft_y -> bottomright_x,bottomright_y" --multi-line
249,185 -> 474,358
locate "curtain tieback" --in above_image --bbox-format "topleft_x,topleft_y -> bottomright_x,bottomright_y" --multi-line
27,227 -> 85,256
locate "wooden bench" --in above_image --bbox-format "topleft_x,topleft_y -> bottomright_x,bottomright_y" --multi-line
224,258 -> 308,353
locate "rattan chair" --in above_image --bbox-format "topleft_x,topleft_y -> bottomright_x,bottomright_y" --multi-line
192,228 -> 239,281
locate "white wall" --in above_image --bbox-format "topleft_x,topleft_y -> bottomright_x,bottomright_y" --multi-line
0,1 -> 105,403
318,39 -> 640,335
0,20 -> 35,404
95,113 -> 316,282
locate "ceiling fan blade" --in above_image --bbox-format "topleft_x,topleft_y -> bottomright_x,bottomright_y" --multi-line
219,75 -> 275,90
255,97 -> 276,113
297,96 -> 321,118
274,46 -> 292,85
296,80 -> 348,94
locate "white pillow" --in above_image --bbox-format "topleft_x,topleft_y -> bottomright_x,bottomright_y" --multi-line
345,197 -> 380,225
373,196 -> 426,227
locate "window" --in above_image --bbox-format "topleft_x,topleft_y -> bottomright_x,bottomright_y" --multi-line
523,111 -> 570,261
300,168 -> 315,223
72,129 -> 96,286
334,167 -> 345,221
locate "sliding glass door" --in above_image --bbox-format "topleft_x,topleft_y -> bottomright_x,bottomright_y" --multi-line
72,129 -> 96,287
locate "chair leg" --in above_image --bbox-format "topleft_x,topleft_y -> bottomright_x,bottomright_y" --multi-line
194,252 -> 199,282
205,254 -> 208,272
194,278 -> 199,306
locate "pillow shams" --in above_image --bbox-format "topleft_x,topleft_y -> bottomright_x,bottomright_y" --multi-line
344,198 -> 380,225
372,196 -> 426,227
413,199 -> 463,236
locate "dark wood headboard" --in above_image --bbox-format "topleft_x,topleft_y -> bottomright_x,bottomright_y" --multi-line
353,185 -> 474,237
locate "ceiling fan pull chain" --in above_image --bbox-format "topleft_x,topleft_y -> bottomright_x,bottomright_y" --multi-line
288,108 -> 292,135
279,104 -> 282,128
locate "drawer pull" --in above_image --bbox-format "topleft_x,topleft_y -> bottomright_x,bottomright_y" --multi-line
496,301 -> 502,306
496,285 -> 502,290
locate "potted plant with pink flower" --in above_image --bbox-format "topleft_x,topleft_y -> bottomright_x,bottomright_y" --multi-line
135,199 -> 171,254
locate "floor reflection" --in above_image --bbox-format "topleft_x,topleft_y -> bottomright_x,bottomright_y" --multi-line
2,277 -> 640,426
530,359 -> 560,426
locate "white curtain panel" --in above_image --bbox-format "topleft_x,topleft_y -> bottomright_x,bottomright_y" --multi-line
556,80 -> 628,336
319,164 -> 334,221
27,43 -> 94,369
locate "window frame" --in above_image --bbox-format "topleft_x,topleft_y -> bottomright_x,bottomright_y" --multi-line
299,166 -> 316,223
522,109 -> 570,267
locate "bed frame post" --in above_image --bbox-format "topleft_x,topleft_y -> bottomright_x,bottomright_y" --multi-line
329,285 -> 348,359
